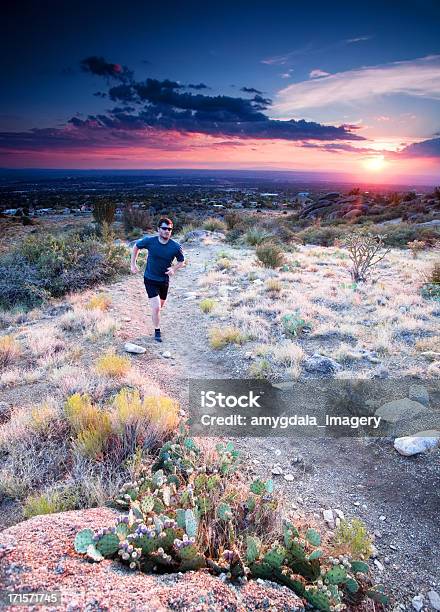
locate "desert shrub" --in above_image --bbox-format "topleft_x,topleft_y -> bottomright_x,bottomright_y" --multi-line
123,205 -> 152,235
376,223 -> 439,247
200,298 -> 216,313
245,228 -> 273,246
296,225 -> 346,247
248,358 -> 272,379
421,261 -> 440,301
256,242 -> 285,268
407,240 -> 426,258
0,231 -> 127,309
209,326 -> 245,349
224,211 -> 242,229
96,352 -> 131,378
0,256 -> 47,309
225,228 -> 243,244
342,232 -> 391,282
85,293 -> 112,311
92,199 -> 116,226
333,518 -> 372,559
216,257 -> 231,270
0,335 -> 21,368
203,217 -> 227,232
24,486 -> 79,518
265,278 -> 282,293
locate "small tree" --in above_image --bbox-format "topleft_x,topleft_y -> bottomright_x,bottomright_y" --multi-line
342,232 -> 390,282
92,199 -> 116,226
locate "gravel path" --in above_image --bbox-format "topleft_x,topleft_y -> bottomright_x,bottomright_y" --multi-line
110,235 -> 440,608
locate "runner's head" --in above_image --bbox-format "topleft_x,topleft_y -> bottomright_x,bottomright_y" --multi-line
157,217 -> 173,241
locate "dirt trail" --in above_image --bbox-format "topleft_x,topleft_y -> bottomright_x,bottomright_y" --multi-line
109,237 -> 439,605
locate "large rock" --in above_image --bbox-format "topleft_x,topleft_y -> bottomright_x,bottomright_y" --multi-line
394,431 -> 440,456
408,384 -> 430,407
304,354 -> 342,376
0,508 -> 304,611
124,342 -> 146,354
375,398 -> 429,423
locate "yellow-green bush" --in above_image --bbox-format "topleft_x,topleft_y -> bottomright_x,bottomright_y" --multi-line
95,352 -> 131,378
0,335 -> 21,368
209,326 -> 245,349
85,293 -> 112,311
265,278 -> 282,293
200,298 -> 216,313
216,257 -> 231,270
333,518 -> 372,558
256,242 -> 285,268
24,487 -> 79,518
203,217 -> 227,232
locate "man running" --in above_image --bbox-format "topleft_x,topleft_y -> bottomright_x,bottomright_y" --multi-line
130,217 -> 185,342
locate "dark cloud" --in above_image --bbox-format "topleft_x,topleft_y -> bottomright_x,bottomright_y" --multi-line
241,86 -> 263,94
93,91 -> 107,98
80,56 -> 133,82
187,83 -> 210,90
400,137 -> 440,157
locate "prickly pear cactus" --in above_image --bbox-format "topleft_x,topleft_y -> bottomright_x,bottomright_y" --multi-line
217,502 -> 232,521
74,529 -> 94,553
185,509 -> 198,538
306,528 -> 321,546
263,545 -> 286,569
96,533 -> 120,557
305,588 -> 331,611
325,564 -> 347,584
246,535 -> 261,563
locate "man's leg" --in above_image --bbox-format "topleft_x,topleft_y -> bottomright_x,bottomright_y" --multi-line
149,295 -> 161,329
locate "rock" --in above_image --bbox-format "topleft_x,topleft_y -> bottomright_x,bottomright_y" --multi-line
274,449 -> 282,457
122,316 -> 131,322
374,559 -> 384,571
284,474 -> 295,481
162,351 -> 171,359
427,590 -> 440,611
420,351 -> 440,361
416,219 -> 440,228
343,209 -> 363,219
304,354 -> 342,376
375,398 -> 429,423
372,366 -> 389,379
0,508 -> 304,611
391,412 -> 440,438
379,515 -> 386,521
124,342 -> 146,354
333,509 -> 345,520
271,465 -> 284,475
323,509 -> 335,528
394,431 -> 440,456
412,595 -> 424,612
408,384 -> 430,407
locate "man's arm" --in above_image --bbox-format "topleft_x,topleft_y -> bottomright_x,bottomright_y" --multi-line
131,244 -> 140,274
166,260 -> 185,276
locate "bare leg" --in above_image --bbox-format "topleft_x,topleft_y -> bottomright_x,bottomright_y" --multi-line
160,298 -> 166,309
149,296 -> 161,328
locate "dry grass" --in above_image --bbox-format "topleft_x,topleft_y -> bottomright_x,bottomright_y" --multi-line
95,352 -> 131,378
85,293 -> 112,311
209,326 -> 246,349
0,335 -> 21,368
265,278 -> 282,293
200,298 -> 216,313
271,341 -> 305,367
27,327 -> 65,358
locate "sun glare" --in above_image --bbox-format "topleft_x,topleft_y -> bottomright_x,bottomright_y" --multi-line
363,155 -> 386,171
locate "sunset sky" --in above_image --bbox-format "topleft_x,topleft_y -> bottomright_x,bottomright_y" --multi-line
1,0 -> 440,184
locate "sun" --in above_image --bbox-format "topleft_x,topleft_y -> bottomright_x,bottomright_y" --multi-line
363,155 -> 386,171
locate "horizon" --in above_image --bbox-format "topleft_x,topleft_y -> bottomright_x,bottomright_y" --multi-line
1,1 -> 440,184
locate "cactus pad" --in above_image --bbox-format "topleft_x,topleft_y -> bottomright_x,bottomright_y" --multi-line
306,528 -> 321,546
96,533 -> 119,557
185,509 -> 198,538
246,535 -> 261,563
325,564 -> 347,584
74,529 -> 94,553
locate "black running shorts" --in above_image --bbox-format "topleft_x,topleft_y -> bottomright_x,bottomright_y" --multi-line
144,277 -> 169,300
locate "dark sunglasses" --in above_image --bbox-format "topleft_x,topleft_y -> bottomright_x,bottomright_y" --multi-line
160,226 -> 173,231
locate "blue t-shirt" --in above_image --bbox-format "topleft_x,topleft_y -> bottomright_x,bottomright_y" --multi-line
135,235 -> 185,282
